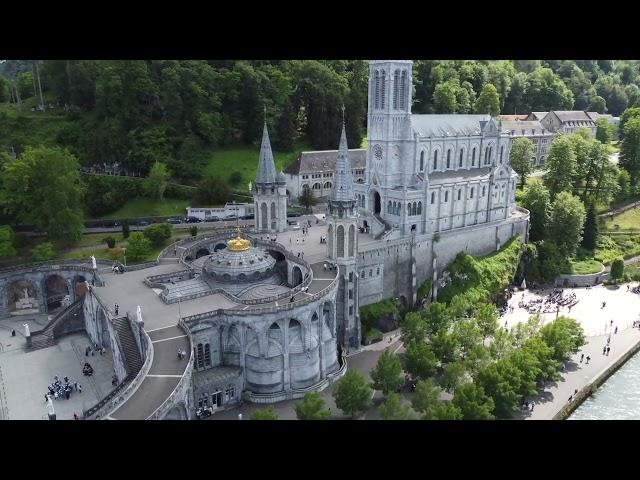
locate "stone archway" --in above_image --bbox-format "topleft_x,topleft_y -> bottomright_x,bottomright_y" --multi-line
196,248 -> 210,259
213,243 -> 226,252
45,274 -> 69,312
74,275 -> 87,298
291,266 -> 303,287
162,403 -> 188,420
372,191 -> 381,215
7,280 -> 39,313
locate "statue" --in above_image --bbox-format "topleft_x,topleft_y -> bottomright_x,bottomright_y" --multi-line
91,255 -> 97,270
136,305 -> 143,324
24,323 -> 30,337
23,288 -> 29,300
248,181 -> 252,192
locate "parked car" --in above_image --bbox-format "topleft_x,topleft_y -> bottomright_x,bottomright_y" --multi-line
185,216 -> 202,223
205,216 -> 220,222
196,406 -> 213,419
289,221 -> 301,229
166,218 -> 182,225
241,214 -> 255,220
225,214 -> 238,220
137,220 -> 150,227
287,211 -> 302,218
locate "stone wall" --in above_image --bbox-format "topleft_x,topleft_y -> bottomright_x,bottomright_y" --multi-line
554,269 -> 609,287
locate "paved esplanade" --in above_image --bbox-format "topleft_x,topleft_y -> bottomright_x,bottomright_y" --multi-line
502,284 -> 640,419
94,219 -> 340,419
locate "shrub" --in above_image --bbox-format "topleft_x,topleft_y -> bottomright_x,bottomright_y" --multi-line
82,174 -> 144,217
103,236 -> 116,248
126,232 -> 151,261
143,223 -> 172,248
108,246 -> 123,260
610,257 -> 625,279
31,242 -> 55,261
122,221 -> 130,239
416,279 -> 432,304
360,299 -> 398,332
228,171 -> 243,186
190,225 -> 198,237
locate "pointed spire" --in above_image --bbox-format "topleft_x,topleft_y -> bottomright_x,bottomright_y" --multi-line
255,121 -> 277,185
331,121 -> 355,203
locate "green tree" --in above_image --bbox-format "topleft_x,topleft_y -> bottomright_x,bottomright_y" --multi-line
143,223 -> 172,248
431,330 -> 460,364
332,370 -> 372,419
440,361 -> 467,393
401,311 -> 428,344
581,203 -> 598,251
228,171 -> 243,186
0,225 -> 17,258
103,236 -> 116,248
433,81 -> 458,113
423,302 -> 453,336
610,257 -> 624,280
126,232 -> 151,261
476,360 -> 521,418
0,146 -> 85,244
144,161 -> 170,201
423,401 -> 463,420
620,117 -> 640,186
588,95 -> 607,113
520,182 -> 551,242
544,135 -> 577,199
294,392 -> 331,420
489,328 -> 515,360
31,242 -> 55,261
526,67 -> 574,111
474,83 -> 500,115
452,383 -> 495,420
619,107 -> 640,141
411,378 -> 441,414
475,304 -> 498,341
403,341 -> 437,380
122,221 -> 130,239
510,137 -> 534,187
190,225 -> 198,237
298,187 -> 317,211
548,191 -> 586,256
540,316 -> 585,362
595,118 -> 613,144
453,318 -> 483,359
378,392 -> 417,420
370,350 -> 404,395
195,176 -> 230,206
250,406 -> 278,420
465,344 -> 492,379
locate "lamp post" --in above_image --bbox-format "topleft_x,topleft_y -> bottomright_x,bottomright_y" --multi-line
46,395 -> 56,420
177,293 -> 182,321
122,247 -> 127,267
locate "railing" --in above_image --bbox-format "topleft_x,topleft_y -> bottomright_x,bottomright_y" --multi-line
0,259 -> 110,275
146,320 -> 193,420
31,298 -> 84,339
82,374 -> 134,419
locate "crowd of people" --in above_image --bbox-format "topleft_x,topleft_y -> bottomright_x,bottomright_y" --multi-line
518,289 -> 579,314
45,375 -> 82,402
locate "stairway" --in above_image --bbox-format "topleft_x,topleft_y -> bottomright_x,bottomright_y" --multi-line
373,214 -> 393,240
112,317 -> 144,375
28,299 -> 83,352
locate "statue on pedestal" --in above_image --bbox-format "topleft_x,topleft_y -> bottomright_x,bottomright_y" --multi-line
24,323 -> 30,337
136,305 -> 143,324
91,255 -> 97,270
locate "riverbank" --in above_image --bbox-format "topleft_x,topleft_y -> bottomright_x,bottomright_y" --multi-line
515,327 -> 640,420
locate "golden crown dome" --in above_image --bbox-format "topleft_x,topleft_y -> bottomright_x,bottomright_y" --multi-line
227,227 -> 251,252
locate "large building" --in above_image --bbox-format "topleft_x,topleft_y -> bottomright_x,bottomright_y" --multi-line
499,118 -> 554,166
527,110 -> 597,136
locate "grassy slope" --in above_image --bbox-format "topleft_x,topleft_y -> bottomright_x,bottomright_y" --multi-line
566,259 -> 603,275
603,206 -> 640,231
0,102 -> 74,151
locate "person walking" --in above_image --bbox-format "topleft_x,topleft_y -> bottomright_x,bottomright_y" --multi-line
606,346 -> 611,356
11,329 -> 15,337
586,356 -> 591,364
615,326 -> 618,334
580,353 -> 584,363
78,384 -> 82,394
603,345 -> 607,355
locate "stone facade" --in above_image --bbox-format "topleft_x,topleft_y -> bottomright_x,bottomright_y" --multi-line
500,118 -> 554,166
537,110 -> 597,136
253,122 -> 287,233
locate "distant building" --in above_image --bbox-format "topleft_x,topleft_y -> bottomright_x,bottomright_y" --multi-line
539,111 -> 597,136
499,115 -> 529,121
587,112 -> 620,128
528,112 -> 548,121
283,149 -> 366,202
499,118 -> 554,166
186,203 -> 254,221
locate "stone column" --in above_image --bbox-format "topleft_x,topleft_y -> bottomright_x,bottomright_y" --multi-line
317,305 -> 325,377
282,320 -> 291,391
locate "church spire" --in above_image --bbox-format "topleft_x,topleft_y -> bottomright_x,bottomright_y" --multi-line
255,121 -> 277,185
331,118 -> 355,203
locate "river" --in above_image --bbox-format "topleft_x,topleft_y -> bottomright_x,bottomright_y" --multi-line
569,350 -> 640,420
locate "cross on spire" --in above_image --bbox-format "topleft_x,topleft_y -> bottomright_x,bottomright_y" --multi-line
264,105 -> 267,124
341,103 -> 345,125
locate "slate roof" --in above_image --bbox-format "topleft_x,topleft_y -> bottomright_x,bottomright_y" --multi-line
284,149 -> 366,175
193,366 -> 242,389
500,120 -> 549,135
428,167 -> 492,184
331,124 -> 356,202
499,115 -> 529,121
529,112 -> 548,121
255,123 -> 277,185
411,114 -> 492,137
552,111 -> 595,122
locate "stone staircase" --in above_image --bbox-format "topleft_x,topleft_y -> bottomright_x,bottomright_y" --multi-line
112,317 -> 143,375
28,299 -> 83,352
373,214 -> 393,240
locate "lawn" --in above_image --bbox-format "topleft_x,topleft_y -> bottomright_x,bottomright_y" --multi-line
602,206 -> 640,231
96,197 -> 190,220
594,234 -> 640,265
565,259 -> 604,275
200,139 -> 311,189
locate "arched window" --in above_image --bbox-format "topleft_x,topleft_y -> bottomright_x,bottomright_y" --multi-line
337,225 -> 345,258
374,70 -> 380,109
407,202 -> 412,215
323,181 -> 332,189
396,203 -> 401,215
470,187 -> 474,199
484,147 -> 489,164
393,69 -> 399,109
417,201 -> 422,214
445,191 -> 449,202
459,149 -> 464,167
482,186 -> 486,196
197,343 -> 204,369
413,202 -> 417,215
446,149 -> 451,168
489,146 -> 493,163
381,70 -> 386,109
204,344 -> 211,367
457,189 -> 461,201
312,183 -> 321,190
500,145 -> 504,164
400,70 -> 407,109
388,201 -> 392,214
433,150 -> 438,171
472,147 -> 476,166
348,225 -> 355,257
431,192 -> 435,204
420,151 -> 425,171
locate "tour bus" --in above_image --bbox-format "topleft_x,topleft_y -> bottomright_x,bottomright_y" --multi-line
186,203 -> 255,222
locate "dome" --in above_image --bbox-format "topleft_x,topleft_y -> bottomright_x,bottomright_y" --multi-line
203,231 -> 276,283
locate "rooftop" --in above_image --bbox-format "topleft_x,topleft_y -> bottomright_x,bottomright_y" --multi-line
285,149 -> 366,175
411,114 -> 491,137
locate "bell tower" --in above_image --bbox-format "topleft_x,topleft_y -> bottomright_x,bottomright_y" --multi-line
327,113 -> 360,349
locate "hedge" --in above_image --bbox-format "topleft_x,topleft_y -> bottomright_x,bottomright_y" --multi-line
360,299 -> 399,331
